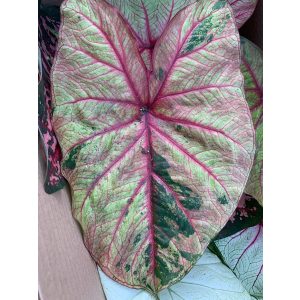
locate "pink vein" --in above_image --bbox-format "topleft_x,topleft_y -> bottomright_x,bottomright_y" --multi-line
144,113 -> 156,281
149,123 -> 231,201
73,9 -> 142,105
152,172 -> 202,243
141,1 -> 153,46
233,225 -> 262,271
61,97 -> 139,107
79,128 -> 146,214
252,264 -> 263,289
65,116 -> 138,154
150,112 -> 248,153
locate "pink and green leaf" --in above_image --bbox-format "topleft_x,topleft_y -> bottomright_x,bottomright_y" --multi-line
228,0 -> 258,28
214,225 -> 263,299
52,0 -> 255,292
241,37 -> 263,205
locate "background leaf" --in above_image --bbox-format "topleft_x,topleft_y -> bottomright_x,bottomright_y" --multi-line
214,225 -> 263,299
227,0 -> 258,28
38,11 -> 65,193
240,37 -> 263,205
215,194 -> 262,240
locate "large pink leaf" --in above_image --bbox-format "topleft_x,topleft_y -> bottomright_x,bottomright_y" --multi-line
241,37 -> 263,205
228,0 -> 258,28
52,0 -> 255,292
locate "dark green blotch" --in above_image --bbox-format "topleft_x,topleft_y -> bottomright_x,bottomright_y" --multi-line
153,152 -> 201,210
212,0 -> 226,10
158,67 -> 164,80
62,144 -> 83,170
133,270 -> 138,275
218,195 -> 229,204
182,16 -> 213,54
175,125 -> 183,131
155,256 -> 179,286
207,33 -> 213,43
179,250 -> 199,262
153,181 -> 195,249
125,264 -> 130,272
133,233 -> 141,246
144,244 -> 151,267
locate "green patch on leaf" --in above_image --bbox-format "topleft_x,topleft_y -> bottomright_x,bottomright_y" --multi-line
155,256 -> 179,287
153,180 -> 195,250
217,195 -> 229,204
153,152 -> 201,210
125,264 -> 130,272
182,16 -> 213,54
212,0 -> 226,10
62,144 -> 83,170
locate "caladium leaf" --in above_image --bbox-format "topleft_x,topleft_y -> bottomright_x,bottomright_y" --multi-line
38,14 -> 65,193
241,37 -> 263,205
227,0 -> 258,28
214,225 -> 263,299
98,249 -> 254,300
215,193 -> 262,240
52,0 -> 255,292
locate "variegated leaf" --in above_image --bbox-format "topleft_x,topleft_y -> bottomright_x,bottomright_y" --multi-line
241,37 -> 263,205
214,225 -> 263,299
227,0 -> 258,28
52,0 -> 255,292
38,14 -> 65,193
99,249 -> 254,300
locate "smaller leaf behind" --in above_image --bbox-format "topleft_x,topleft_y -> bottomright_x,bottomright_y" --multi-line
241,37 -> 263,205
214,225 -> 263,299
215,193 -> 263,240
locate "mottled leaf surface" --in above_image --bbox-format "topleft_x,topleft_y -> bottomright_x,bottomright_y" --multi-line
105,0 -> 197,48
215,193 -> 262,240
241,37 -> 263,205
214,225 -> 263,299
52,0 -> 255,292
98,249 -> 253,300
38,14 -> 65,193
228,0 -> 258,28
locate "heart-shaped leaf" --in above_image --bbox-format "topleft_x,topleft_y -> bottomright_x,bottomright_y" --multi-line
52,0 -> 254,292
38,14 -> 65,193
215,193 -> 263,240
227,0 -> 258,28
214,225 -> 263,299
99,249 -> 254,300
240,37 -> 263,205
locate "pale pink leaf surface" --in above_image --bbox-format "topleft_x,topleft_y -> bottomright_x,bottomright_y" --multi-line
227,0 -> 258,28
215,225 -> 263,299
241,37 -> 263,205
52,0 -> 255,292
